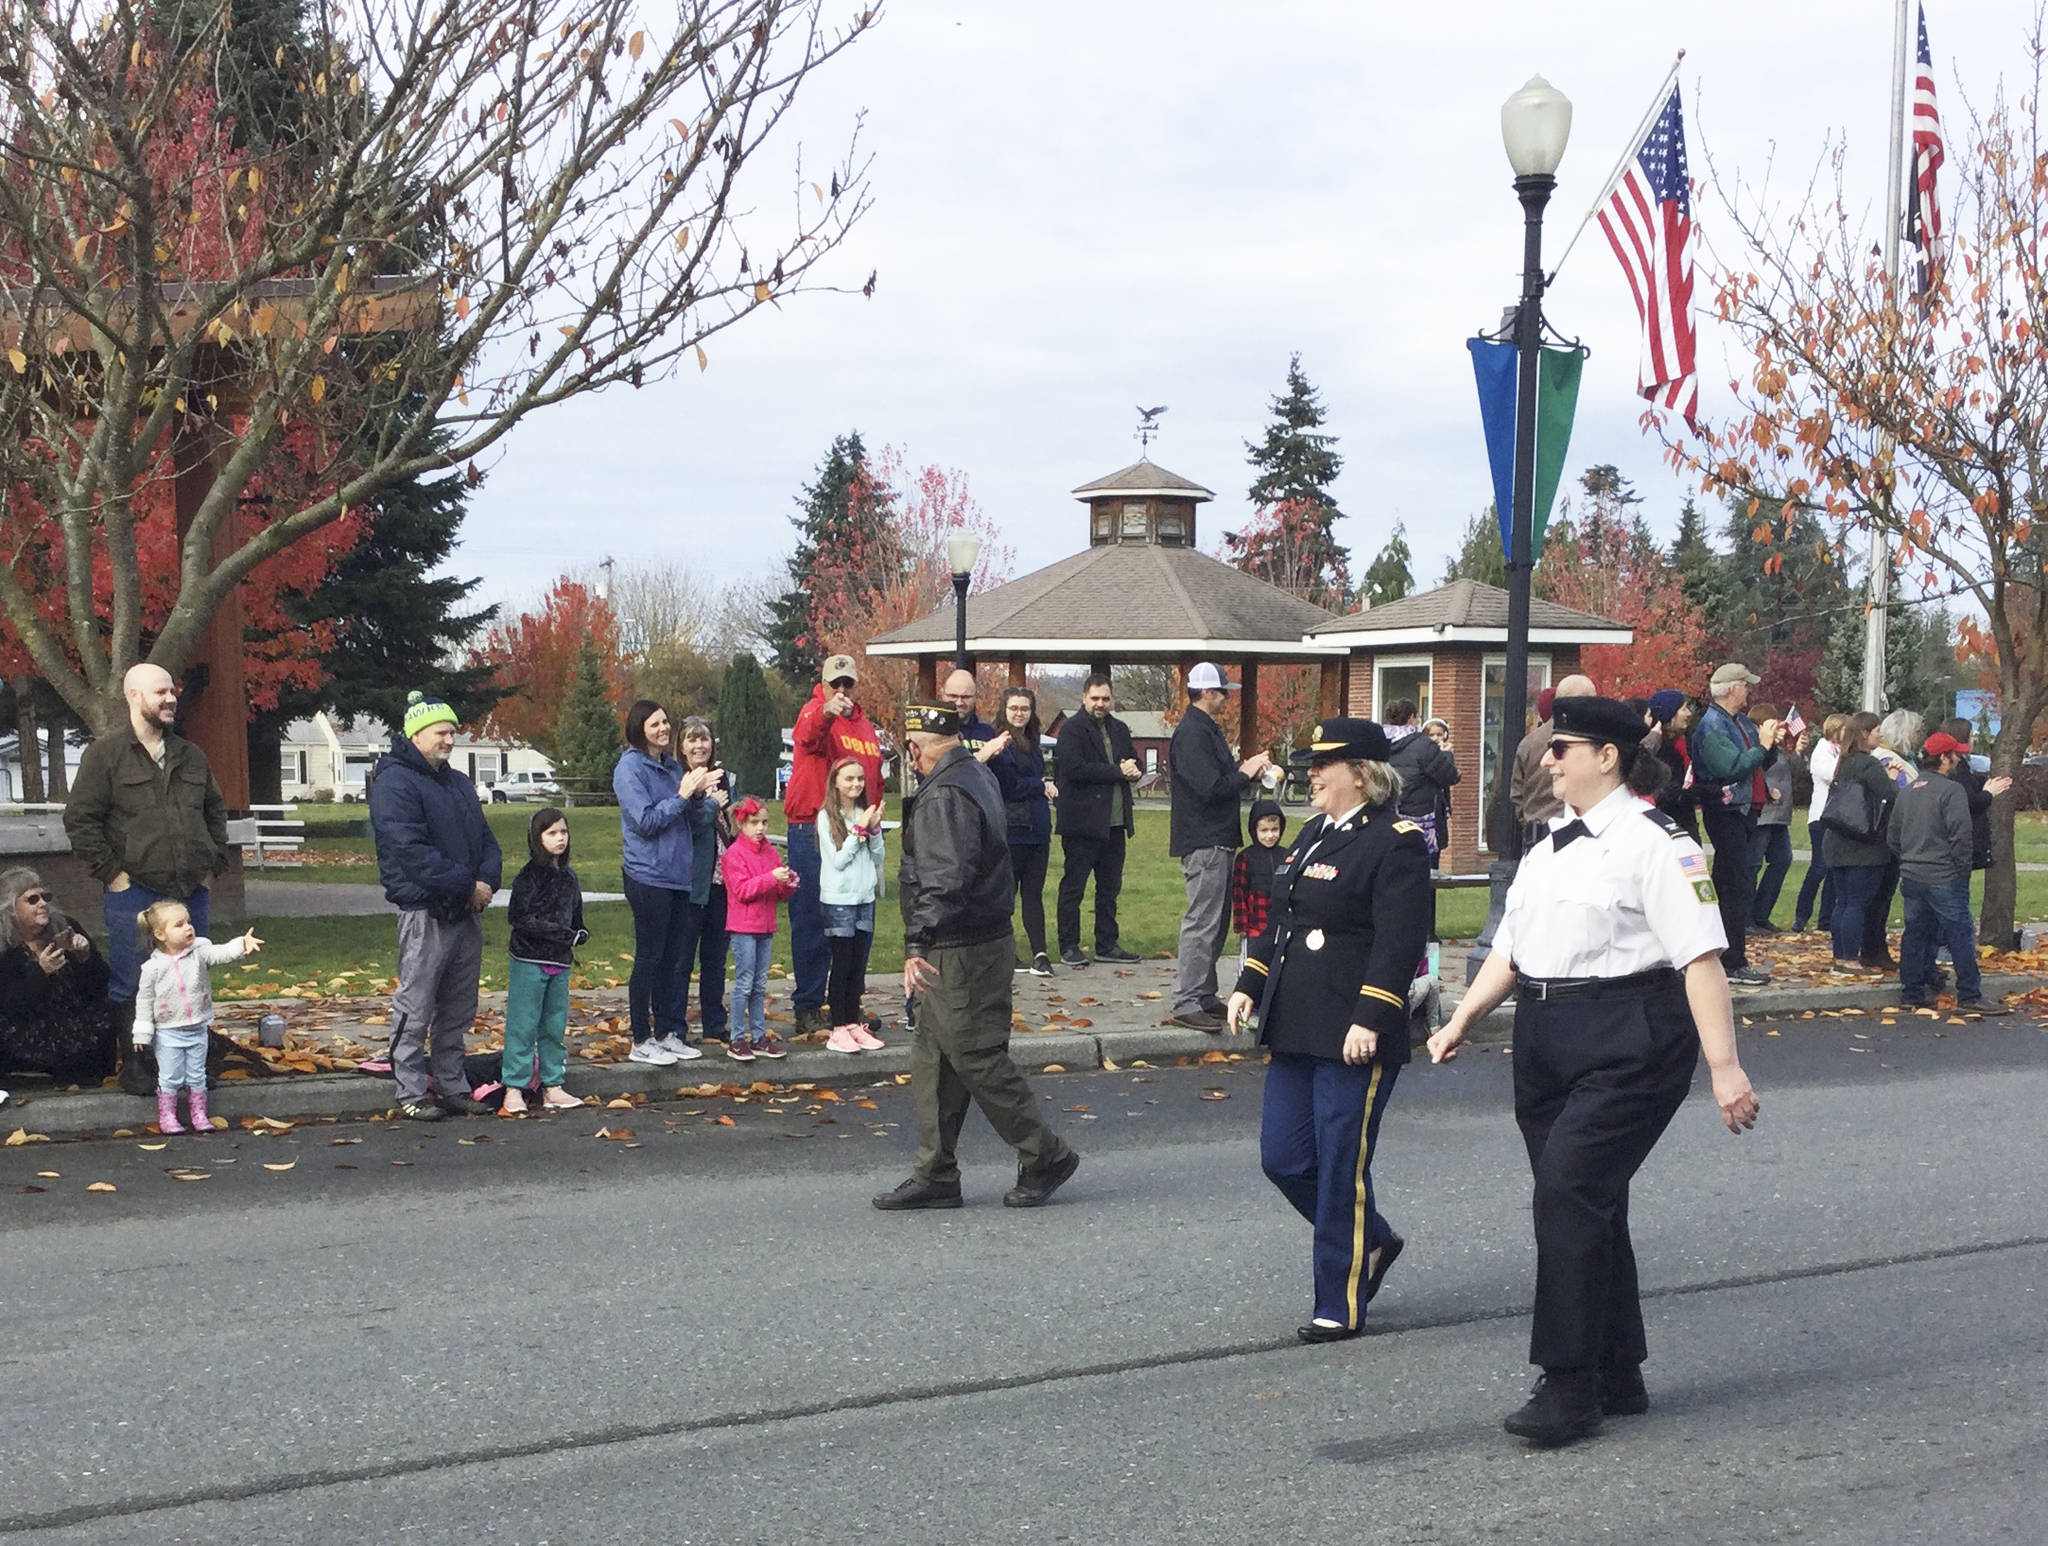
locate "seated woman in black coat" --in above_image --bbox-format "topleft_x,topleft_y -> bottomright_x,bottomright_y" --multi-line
0,866 -> 119,1085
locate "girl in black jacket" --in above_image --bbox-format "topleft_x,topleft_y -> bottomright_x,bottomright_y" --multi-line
503,808 -> 588,1115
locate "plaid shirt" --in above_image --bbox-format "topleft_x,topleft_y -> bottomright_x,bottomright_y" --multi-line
1231,848 -> 1272,939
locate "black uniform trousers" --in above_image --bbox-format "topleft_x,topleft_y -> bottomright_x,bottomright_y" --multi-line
1261,1051 -> 1402,1330
1698,802 -> 1758,970
1512,974 -> 1698,1373
1057,830 -> 1126,955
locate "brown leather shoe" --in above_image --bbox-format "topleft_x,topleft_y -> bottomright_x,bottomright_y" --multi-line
871,1177 -> 964,1211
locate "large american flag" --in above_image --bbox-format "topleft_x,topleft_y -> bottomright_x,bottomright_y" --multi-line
1905,4 -> 1945,294
1597,86 -> 1698,426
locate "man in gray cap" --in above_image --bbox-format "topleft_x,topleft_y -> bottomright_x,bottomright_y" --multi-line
1166,662 -> 1272,1031
1689,663 -> 1783,986
874,702 -> 1079,1211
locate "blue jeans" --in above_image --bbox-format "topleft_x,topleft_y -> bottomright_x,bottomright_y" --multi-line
155,1021 -> 210,1091
730,932 -> 773,1041
622,874 -> 695,1043
1794,842 -> 1834,930
783,822 -> 830,1012
1749,824 -> 1793,925
694,884 -> 729,1037
104,883 -> 210,1003
1900,875 -> 1981,1000
1829,865 -> 1886,961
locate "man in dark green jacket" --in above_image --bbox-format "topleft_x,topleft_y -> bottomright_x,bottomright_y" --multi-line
63,664 -> 231,1004
1689,664 -> 1783,985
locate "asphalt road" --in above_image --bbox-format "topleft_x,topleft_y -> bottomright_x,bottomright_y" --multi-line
4,1011 -> 2046,1545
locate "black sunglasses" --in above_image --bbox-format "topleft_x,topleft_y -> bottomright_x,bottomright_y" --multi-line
1545,737 -> 1600,759
18,890 -> 50,904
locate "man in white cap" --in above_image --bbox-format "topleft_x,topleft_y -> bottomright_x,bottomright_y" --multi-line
1166,663 -> 1272,1031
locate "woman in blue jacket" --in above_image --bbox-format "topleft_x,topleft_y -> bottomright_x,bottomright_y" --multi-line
989,686 -> 1057,975
613,700 -> 714,1065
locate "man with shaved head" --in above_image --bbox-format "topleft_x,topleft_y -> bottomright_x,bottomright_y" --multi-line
64,663 -> 231,1006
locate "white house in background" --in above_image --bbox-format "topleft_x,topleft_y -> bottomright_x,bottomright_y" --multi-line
0,732 -> 86,803
277,712 -> 553,802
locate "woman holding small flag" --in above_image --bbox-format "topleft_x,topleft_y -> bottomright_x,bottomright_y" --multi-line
1428,696 -> 1760,1448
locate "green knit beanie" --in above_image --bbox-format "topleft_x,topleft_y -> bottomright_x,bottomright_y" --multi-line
403,690 -> 458,739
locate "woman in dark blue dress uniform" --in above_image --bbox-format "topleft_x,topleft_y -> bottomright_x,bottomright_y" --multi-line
1225,719 -> 1432,1343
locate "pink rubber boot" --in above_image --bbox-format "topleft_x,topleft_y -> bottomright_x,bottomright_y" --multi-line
186,1087 -> 212,1134
156,1090 -> 186,1135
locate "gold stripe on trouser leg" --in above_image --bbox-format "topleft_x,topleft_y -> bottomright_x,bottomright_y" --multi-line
1344,1063 -> 1386,1328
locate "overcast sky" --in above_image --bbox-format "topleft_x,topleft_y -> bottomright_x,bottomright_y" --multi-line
452,0 -> 2032,619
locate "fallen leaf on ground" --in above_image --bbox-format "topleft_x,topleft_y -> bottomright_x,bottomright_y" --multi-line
5,1130 -> 50,1146
1064,1104 -> 1091,1113
606,1097 -> 635,1109
715,1115 -> 736,1127
593,1126 -> 637,1140
1200,1089 -> 1230,1101
1102,1057 -> 1120,1071
1198,1050 -> 1227,1064
330,1137 -> 361,1146
240,1117 -> 295,1132
138,1142 -> 168,1151
35,1169 -> 59,1178
262,1161 -> 296,1171
87,1181 -> 116,1192
1137,991 -> 1163,1000
814,1089 -> 841,1102
857,1100 -> 878,1109
1042,1063 -> 1067,1073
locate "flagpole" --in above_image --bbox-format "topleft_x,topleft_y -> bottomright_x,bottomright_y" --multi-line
1548,51 -> 1685,283
1862,0 -> 1912,715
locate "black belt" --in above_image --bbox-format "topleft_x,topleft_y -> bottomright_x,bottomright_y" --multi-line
1515,966 -> 1682,1001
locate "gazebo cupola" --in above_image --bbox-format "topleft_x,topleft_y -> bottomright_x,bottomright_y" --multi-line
1071,459 -> 1213,549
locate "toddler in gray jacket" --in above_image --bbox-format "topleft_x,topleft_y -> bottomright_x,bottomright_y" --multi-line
133,900 -> 262,1135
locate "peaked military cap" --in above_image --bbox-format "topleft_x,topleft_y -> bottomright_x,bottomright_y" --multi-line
1551,695 -> 1649,746
1290,716 -> 1394,764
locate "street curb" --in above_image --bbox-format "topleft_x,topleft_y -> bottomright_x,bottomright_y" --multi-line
6,975 -> 2035,1139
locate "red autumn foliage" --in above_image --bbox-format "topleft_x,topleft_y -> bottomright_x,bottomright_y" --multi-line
471,581 -> 631,755
1535,512 -> 1714,699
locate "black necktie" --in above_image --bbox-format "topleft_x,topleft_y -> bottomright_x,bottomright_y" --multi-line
1551,819 -> 1590,851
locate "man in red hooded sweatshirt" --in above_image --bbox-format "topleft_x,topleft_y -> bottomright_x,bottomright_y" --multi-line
782,654 -> 885,1035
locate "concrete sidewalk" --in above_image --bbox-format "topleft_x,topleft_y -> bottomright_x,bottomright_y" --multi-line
4,954 -> 2036,1138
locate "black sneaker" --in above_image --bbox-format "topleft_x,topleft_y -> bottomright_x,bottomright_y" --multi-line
397,1098 -> 445,1122
1029,953 -> 1054,977
792,1005 -> 829,1037
1727,965 -> 1772,987
1503,1369 -> 1603,1445
1165,1010 -> 1226,1033
872,1177 -> 964,1211
1014,957 -> 1032,974
1601,1361 -> 1649,1416
1003,1148 -> 1081,1208
1750,920 -> 1781,935
437,1092 -> 488,1117
1095,945 -> 1141,963
1959,998 -> 2012,1017
1898,991 -> 1934,1009
1059,949 -> 1091,969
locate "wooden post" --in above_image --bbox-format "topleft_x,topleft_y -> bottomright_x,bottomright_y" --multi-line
1318,656 -> 1344,720
1239,660 -> 1261,755
915,656 -> 938,698
173,424 -> 250,811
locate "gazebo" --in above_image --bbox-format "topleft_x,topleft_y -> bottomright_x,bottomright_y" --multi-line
1305,579 -> 1632,873
866,458 -> 1349,735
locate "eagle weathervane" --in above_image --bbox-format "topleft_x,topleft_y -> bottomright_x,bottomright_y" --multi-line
1135,404 -> 1168,451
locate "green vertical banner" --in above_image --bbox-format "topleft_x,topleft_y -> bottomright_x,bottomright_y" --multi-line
1532,347 -> 1583,559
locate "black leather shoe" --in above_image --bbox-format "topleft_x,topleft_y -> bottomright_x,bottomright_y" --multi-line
1095,945 -> 1141,963
1059,949 -> 1091,968
1296,1320 -> 1362,1344
1165,1010 -> 1226,1032
793,1006 -> 829,1037
1504,1370 -> 1603,1445
1365,1233 -> 1404,1303
1200,996 -> 1229,1017
437,1093 -> 488,1117
1601,1361 -> 1649,1416
871,1177 -> 963,1211
1003,1148 -> 1080,1208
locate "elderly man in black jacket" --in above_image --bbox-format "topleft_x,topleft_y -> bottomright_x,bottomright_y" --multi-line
1053,674 -> 1141,968
1166,663 -> 1272,1031
874,703 -> 1079,1212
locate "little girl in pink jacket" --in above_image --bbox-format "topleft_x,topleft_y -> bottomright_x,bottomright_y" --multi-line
719,798 -> 800,1061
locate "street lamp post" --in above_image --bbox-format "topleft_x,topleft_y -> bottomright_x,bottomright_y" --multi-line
946,531 -> 982,672
1496,75 -> 1572,866
1469,75 -> 1571,979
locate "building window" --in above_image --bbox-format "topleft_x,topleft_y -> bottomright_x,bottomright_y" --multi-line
1157,512 -> 1187,546
1120,501 -> 1149,538
1373,656 -> 1433,724
279,748 -> 307,786
468,750 -> 502,786
1478,653 -> 1551,849
1092,507 -> 1114,544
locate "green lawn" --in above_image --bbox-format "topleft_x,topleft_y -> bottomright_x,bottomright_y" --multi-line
225,805 -> 2046,996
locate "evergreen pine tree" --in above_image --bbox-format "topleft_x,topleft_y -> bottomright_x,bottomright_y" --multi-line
553,641 -> 623,789
1359,521 -> 1414,608
1233,354 -> 1349,585
1439,508 -> 1508,588
768,431 -> 872,684
1669,495 -> 1723,620
718,651 -> 783,803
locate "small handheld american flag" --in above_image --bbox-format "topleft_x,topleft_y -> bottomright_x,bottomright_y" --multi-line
1597,86 -> 1699,426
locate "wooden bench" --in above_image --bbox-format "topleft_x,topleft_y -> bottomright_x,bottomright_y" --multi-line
242,804 -> 306,869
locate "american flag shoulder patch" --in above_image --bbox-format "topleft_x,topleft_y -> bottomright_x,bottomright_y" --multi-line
1679,852 -> 1710,880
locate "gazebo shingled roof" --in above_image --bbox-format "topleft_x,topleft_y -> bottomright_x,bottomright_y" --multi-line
1306,578 -> 1632,645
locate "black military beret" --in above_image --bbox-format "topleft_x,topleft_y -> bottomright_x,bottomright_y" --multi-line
902,702 -> 962,736
1552,694 -> 1649,746
1289,716 -> 1394,764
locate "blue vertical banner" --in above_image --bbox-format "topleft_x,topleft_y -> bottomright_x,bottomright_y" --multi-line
1468,340 -> 1518,560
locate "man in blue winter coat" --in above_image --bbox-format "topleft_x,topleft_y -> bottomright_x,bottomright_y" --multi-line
369,691 -> 504,1121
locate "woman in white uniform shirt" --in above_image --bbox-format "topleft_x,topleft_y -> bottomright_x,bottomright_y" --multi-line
1429,695 -> 1761,1447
